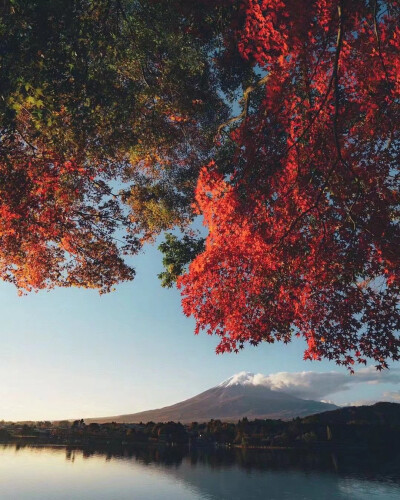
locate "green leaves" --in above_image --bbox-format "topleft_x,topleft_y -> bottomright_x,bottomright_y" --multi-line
158,233 -> 205,288
0,0 -> 235,291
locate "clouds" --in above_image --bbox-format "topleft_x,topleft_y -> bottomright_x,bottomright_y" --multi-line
222,369 -> 400,401
382,391 -> 400,402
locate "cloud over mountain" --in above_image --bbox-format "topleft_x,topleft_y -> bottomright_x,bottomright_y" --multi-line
87,369 -> 400,424
220,368 -> 400,401
382,391 -> 400,402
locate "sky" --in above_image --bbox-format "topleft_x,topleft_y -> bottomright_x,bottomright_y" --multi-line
1,239 -> 400,421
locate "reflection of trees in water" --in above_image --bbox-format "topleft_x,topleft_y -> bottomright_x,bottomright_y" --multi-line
63,443 -> 186,467
185,447 -> 400,483
2,443 -> 400,483
68,444 -> 400,482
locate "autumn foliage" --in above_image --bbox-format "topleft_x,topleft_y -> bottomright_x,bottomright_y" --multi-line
0,138 -> 136,293
0,0 -> 227,291
1,0 -> 400,368
178,0 -> 400,369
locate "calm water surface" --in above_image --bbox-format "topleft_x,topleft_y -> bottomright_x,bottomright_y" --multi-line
0,444 -> 399,499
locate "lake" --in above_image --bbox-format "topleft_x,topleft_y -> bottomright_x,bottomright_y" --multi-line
0,444 -> 399,499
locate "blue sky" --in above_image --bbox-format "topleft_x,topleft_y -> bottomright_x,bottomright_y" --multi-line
1,241 -> 400,421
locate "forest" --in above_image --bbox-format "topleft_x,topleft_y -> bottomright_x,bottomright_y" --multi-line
1,402 -> 400,450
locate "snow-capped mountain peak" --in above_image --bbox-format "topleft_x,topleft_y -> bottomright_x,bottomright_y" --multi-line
218,371 -> 260,388
88,370 -> 338,424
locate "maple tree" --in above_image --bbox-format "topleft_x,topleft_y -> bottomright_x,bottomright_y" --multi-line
178,0 -> 400,369
0,0 -> 232,291
1,1 -> 399,368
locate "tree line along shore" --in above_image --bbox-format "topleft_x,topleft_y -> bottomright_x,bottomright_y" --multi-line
1,402 -> 399,451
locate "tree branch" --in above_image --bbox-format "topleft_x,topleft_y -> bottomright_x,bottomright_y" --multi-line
217,73 -> 270,136
373,0 -> 391,85
332,1 -> 344,163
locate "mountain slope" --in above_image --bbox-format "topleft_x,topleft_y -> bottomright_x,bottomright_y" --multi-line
302,401 -> 400,425
87,372 -> 337,424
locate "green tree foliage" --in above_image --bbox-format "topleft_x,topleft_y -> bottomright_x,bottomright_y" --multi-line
158,233 -> 205,288
0,0 -> 238,291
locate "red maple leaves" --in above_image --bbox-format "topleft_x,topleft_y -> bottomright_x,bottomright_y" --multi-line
0,140 -> 135,293
179,0 -> 400,369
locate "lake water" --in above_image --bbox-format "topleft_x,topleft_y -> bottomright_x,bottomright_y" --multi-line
0,444 -> 400,499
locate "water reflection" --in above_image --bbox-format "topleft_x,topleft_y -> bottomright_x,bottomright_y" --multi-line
1,443 -> 400,499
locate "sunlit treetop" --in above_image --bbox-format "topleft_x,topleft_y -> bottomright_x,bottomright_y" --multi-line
178,0 -> 400,370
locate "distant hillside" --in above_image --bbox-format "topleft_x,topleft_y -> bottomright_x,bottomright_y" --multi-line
87,372 -> 337,424
5,401 -> 400,452
302,402 -> 400,426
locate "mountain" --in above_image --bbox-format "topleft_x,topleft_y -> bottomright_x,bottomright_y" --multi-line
302,401 -> 400,426
87,372 -> 338,424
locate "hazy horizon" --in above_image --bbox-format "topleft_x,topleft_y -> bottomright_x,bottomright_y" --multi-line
2,237 -> 400,422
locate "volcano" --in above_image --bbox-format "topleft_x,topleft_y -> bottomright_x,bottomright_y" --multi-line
87,372 -> 338,424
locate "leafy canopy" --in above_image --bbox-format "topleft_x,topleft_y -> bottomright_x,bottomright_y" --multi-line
178,0 -> 400,370
0,0 -> 232,291
1,0 -> 400,369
